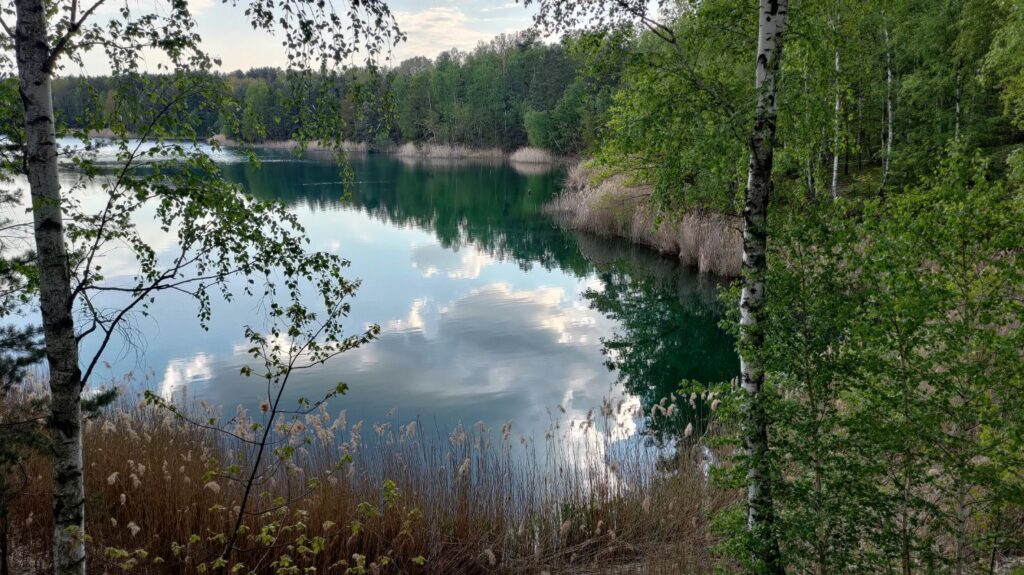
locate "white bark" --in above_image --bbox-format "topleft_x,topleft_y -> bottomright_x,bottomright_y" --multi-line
830,45 -> 841,200
14,0 -> 86,573
880,14 -> 893,194
739,1 -> 787,573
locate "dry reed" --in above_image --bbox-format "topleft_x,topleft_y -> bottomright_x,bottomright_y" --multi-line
211,138 -> 563,167
546,163 -> 742,277
508,147 -> 557,165
2,383 -> 734,574
392,142 -> 506,160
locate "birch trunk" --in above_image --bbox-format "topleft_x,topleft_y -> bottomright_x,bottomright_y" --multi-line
740,1 -> 787,573
830,45 -> 841,199
880,15 -> 893,195
14,0 -> 86,573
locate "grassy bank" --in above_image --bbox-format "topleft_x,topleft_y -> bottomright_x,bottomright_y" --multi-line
2,383 -> 734,574
545,164 -> 742,277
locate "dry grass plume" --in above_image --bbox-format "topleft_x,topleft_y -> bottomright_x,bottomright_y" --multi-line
2,382 -> 736,574
546,163 -> 742,277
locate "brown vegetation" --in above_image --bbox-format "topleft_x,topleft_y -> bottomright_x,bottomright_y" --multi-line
2,383 -> 735,574
508,147 -> 557,165
546,163 -> 742,277
209,138 -> 565,167
392,142 -> 507,160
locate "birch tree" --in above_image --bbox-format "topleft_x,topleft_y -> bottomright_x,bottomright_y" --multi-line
737,2 -> 788,572
829,9 -> 842,199
879,11 -> 894,194
0,1 -> 401,573
522,1 -> 791,571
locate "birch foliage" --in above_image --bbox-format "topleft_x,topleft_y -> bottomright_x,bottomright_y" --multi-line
0,0 -> 401,572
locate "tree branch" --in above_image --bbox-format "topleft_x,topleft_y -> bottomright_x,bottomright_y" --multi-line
43,0 -> 109,73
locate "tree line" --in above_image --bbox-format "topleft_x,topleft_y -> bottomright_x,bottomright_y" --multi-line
49,31 -> 622,155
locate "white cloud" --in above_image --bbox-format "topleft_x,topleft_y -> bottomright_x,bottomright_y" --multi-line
160,353 -> 213,398
84,0 -> 214,19
189,0 -> 214,13
410,241 -> 495,280
392,7 -> 495,61
388,297 -> 429,334
480,3 -> 518,13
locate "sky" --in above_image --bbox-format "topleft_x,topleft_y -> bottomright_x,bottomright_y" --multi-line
72,0 -> 542,75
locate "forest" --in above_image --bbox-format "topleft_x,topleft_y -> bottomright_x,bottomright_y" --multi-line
50,30 -> 617,154
3,0 -> 1024,574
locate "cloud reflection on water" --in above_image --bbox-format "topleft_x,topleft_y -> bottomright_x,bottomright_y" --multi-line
159,353 -> 214,398
25,150 -> 736,468
410,241 -> 496,279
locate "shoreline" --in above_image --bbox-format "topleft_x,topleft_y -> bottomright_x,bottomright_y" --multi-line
82,132 -> 734,275
545,163 -> 742,277
210,135 -> 567,165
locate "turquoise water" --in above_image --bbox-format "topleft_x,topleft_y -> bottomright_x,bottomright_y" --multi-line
66,149 -> 738,441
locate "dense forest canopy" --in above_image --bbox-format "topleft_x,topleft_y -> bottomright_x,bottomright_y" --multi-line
48,30 -> 622,155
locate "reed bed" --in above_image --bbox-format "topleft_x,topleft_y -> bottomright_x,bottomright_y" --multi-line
546,163 -> 742,277
392,142 -> 506,160
510,161 -> 559,176
2,384 -> 734,574
509,147 -> 557,165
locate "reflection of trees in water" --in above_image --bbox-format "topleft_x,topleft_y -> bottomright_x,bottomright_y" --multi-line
229,153 -> 739,438
577,232 -> 739,440
227,153 -> 593,277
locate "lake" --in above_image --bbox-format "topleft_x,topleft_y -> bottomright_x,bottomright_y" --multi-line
54,147 -> 738,445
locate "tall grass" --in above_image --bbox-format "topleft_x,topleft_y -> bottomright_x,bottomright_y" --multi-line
392,142 -> 506,160
546,163 -> 742,277
509,147 -> 557,165
2,383 -> 734,574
